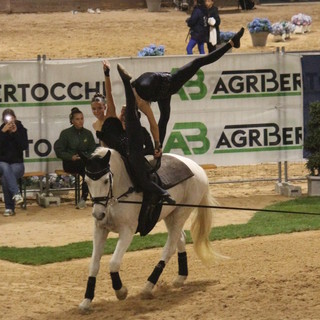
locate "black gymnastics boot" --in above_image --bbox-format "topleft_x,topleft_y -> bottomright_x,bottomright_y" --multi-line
230,27 -> 245,48
117,63 -> 132,81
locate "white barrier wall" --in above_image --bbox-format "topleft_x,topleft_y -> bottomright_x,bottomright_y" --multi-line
0,52 -> 303,172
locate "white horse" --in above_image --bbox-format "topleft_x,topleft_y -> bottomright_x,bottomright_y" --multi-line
79,147 -> 217,311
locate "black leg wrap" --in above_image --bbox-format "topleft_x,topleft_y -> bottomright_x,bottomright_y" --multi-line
147,260 -> 166,285
84,276 -> 96,300
178,252 -> 188,276
110,272 -> 122,291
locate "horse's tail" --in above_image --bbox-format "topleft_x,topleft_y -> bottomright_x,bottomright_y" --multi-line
190,187 -> 217,265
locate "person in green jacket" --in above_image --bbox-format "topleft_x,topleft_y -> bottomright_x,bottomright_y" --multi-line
54,107 -> 96,209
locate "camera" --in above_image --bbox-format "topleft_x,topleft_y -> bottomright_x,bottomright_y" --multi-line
5,115 -> 13,123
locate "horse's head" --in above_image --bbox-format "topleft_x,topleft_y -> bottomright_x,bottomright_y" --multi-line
81,148 -> 113,221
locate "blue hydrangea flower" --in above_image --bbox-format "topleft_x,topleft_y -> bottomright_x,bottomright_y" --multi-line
138,44 -> 165,57
247,18 -> 272,34
272,21 -> 296,36
220,31 -> 236,43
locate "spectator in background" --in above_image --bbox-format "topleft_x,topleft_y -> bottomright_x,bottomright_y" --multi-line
206,0 -> 221,52
54,107 -> 96,209
186,0 -> 208,54
0,109 -> 28,217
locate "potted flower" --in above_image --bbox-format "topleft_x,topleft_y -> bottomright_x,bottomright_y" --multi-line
271,21 -> 296,42
247,17 -> 272,47
218,31 -> 236,51
291,13 -> 312,34
138,44 -> 165,57
304,101 -> 320,196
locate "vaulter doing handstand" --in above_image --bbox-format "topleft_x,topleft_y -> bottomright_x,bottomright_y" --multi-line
128,27 -> 244,156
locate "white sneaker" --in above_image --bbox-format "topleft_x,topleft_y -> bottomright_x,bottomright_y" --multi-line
87,8 -> 95,14
13,194 -> 23,205
76,199 -> 87,209
3,209 -> 15,217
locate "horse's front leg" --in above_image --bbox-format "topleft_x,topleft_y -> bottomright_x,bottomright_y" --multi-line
109,229 -> 135,300
79,224 -> 108,311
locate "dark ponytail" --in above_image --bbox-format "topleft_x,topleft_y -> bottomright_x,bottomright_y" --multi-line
69,107 -> 82,125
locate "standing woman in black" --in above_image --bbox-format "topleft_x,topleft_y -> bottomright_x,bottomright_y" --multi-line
131,27 -> 244,153
206,0 -> 221,52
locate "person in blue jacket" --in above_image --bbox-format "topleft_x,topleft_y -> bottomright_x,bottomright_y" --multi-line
186,0 -> 208,54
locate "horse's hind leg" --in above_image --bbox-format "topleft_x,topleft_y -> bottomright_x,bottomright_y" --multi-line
141,215 -> 188,299
173,231 -> 188,287
79,225 -> 108,311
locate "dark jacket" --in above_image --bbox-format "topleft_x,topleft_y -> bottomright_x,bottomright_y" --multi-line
54,126 -> 96,161
208,5 -> 221,44
0,120 -> 28,164
187,5 -> 208,43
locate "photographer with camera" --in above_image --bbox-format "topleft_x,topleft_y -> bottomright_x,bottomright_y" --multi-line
0,109 -> 28,216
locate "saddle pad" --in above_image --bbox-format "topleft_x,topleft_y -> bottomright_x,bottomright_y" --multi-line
157,154 -> 194,189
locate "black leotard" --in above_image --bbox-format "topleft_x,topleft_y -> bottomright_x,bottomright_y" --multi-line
96,117 -> 128,157
130,42 -> 233,144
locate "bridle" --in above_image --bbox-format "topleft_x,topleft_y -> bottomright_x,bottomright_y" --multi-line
85,156 -> 135,209
86,167 -> 115,207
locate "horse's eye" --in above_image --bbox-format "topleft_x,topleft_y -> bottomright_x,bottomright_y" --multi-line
104,179 -> 109,185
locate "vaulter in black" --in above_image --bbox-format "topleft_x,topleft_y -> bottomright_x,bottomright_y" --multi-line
118,64 -> 176,205
132,27 -> 244,146
96,65 -> 176,205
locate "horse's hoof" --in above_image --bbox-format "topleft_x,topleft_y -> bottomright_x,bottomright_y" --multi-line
140,290 -> 154,300
140,281 -> 155,300
173,275 -> 187,287
115,286 -> 128,300
79,298 -> 91,312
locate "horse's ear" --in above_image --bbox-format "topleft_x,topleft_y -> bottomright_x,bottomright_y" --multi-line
102,150 -> 111,164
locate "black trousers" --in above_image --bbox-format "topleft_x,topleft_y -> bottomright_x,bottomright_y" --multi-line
120,73 -> 168,197
62,160 -> 89,201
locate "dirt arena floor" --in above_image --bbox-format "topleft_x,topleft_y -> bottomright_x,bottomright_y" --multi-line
0,3 -> 320,59
1,3 -> 320,319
